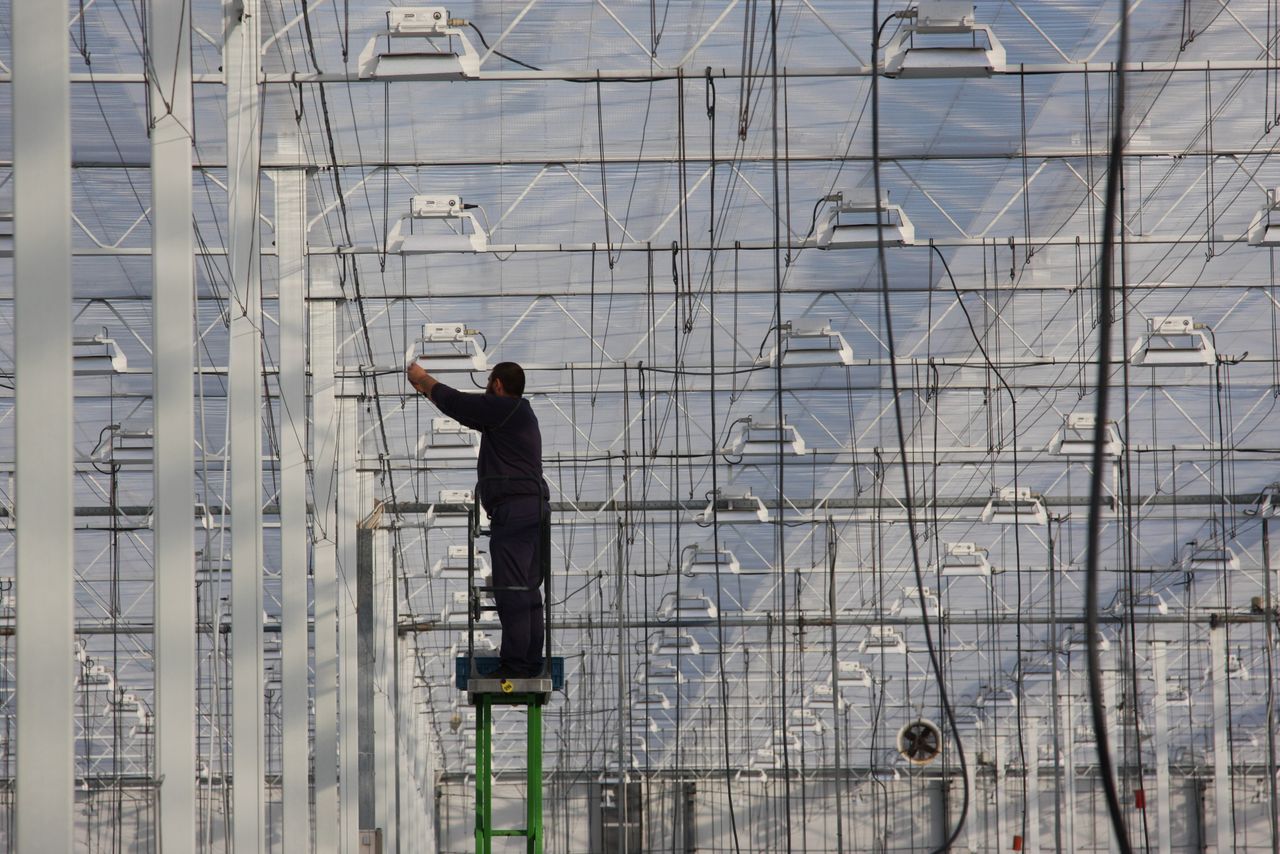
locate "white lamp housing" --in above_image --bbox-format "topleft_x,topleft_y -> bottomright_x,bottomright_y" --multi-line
938,541 -> 992,577
693,488 -> 770,524
813,190 -> 916,248
891,586 -> 943,619
642,662 -> 686,686
430,543 -> 491,581
1248,187 -> 1280,245
92,422 -> 155,467
1180,541 -> 1239,573
1108,589 -> 1169,615
880,1 -> 1006,78
417,416 -> 481,462
73,328 -> 128,375
763,320 -> 854,368
358,7 -> 481,80
408,321 -> 488,372
977,685 -> 1017,709
805,682 -> 848,713
657,593 -> 717,621
442,590 -> 497,625
429,488 -> 488,529
981,487 -> 1048,525
387,194 -> 489,254
838,660 -> 874,689
859,625 -> 907,655
681,543 -> 741,576
649,630 -> 703,656
1051,412 -> 1121,457
1130,316 -> 1216,367
725,416 -> 807,460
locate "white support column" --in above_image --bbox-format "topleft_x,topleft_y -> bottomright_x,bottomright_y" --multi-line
310,292 -> 342,851
151,0 -> 196,850
1210,625 -> 1233,853
275,142 -> 310,852
339,396 -> 361,850
375,530 -> 395,851
1025,718 -> 1039,854
964,735 -> 979,853
1152,641 -> 1173,853
13,0 -> 73,848
1062,690 -> 1077,852
226,0 -> 264,850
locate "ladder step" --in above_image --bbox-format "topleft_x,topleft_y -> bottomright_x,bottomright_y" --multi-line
491,829 -> 529,837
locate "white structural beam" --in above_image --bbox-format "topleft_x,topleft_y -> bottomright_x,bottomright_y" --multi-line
311,293 -> 342,850
13,0 -> 73,848
150,0 -> 196,850
275,143 -> 310,852
1151,641 -> 1173,853
1210,625 -> 1234,853
226,0 -> 264,850
339,396 -> 361,850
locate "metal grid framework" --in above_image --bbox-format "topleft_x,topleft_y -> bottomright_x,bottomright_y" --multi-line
3,0 -> 1280,851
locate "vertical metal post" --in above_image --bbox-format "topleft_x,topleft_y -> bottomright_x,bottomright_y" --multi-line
1062,689 -> 1077,852
357,526 -> 376,829
275,140 -> 310,852
1152,640 -> 1173,853
1026,718 -> 1039,854
1210,623 -> 1233,853
1105,668 -> 1121,854
994,735 -> 1008,852
528,702 -> 544,854
339,398 -> 361,850
12,0 -> 73,848
310,291 -> 342,850
476,697 -> 493,854
964,739 -> 979,853
149,0 -> 196,849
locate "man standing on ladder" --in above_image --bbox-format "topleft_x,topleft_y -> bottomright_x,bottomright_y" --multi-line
407,360 -> 548,679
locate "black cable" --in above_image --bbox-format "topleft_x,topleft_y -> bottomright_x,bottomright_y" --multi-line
870,7 -> 969,853
1084,0 -> 1133,850
466,22 -> 542,71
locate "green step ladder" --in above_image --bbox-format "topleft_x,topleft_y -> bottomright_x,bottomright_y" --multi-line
457,661 -> 564,854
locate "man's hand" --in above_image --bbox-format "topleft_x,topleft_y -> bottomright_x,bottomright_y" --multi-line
407,361 -> 438,399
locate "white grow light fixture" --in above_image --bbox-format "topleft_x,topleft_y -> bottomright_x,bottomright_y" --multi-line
657,593 -> 717,622
880,1 -> 1007,78
650,630 -> 703,656
642,662 -> 686,686
938,542 -> 992,577
763,320 -> 854,368
859,625 -> 907,655
430,544 -> 491,581
694,488 -> 770,524
838,660 -> 874,689
891,586 -> 943,619
73,328 -> 128,375
1051,412 -> 1121,458
1130,316 -> 1216,367
981,487 -> 1047,526
91,422 -> 154,467
1180,541 -> 1240,573
805,682 -> 847,713
1247,188 -> 1280,246
417,417 -> 480,462
681,543 -> 741,576
1108,589 -> 1169,615
430,488 -> 488,529
407,322 -> 489,372
358,7 -> 481,80
813,190 -> 916,248
725,416 -> 808,460
387,194 -> 489,254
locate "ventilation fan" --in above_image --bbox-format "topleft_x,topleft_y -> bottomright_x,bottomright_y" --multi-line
897,719 -> 943,765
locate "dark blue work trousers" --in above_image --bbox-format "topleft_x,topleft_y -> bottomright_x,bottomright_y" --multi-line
488,496 -> 546,676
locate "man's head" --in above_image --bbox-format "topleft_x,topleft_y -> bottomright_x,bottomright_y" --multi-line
486,362 -> 526,398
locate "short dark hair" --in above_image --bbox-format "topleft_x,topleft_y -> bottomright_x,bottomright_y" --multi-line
490,362 -> 526,397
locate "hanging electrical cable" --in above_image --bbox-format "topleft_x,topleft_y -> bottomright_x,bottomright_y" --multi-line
1083,0 -> 1133,850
